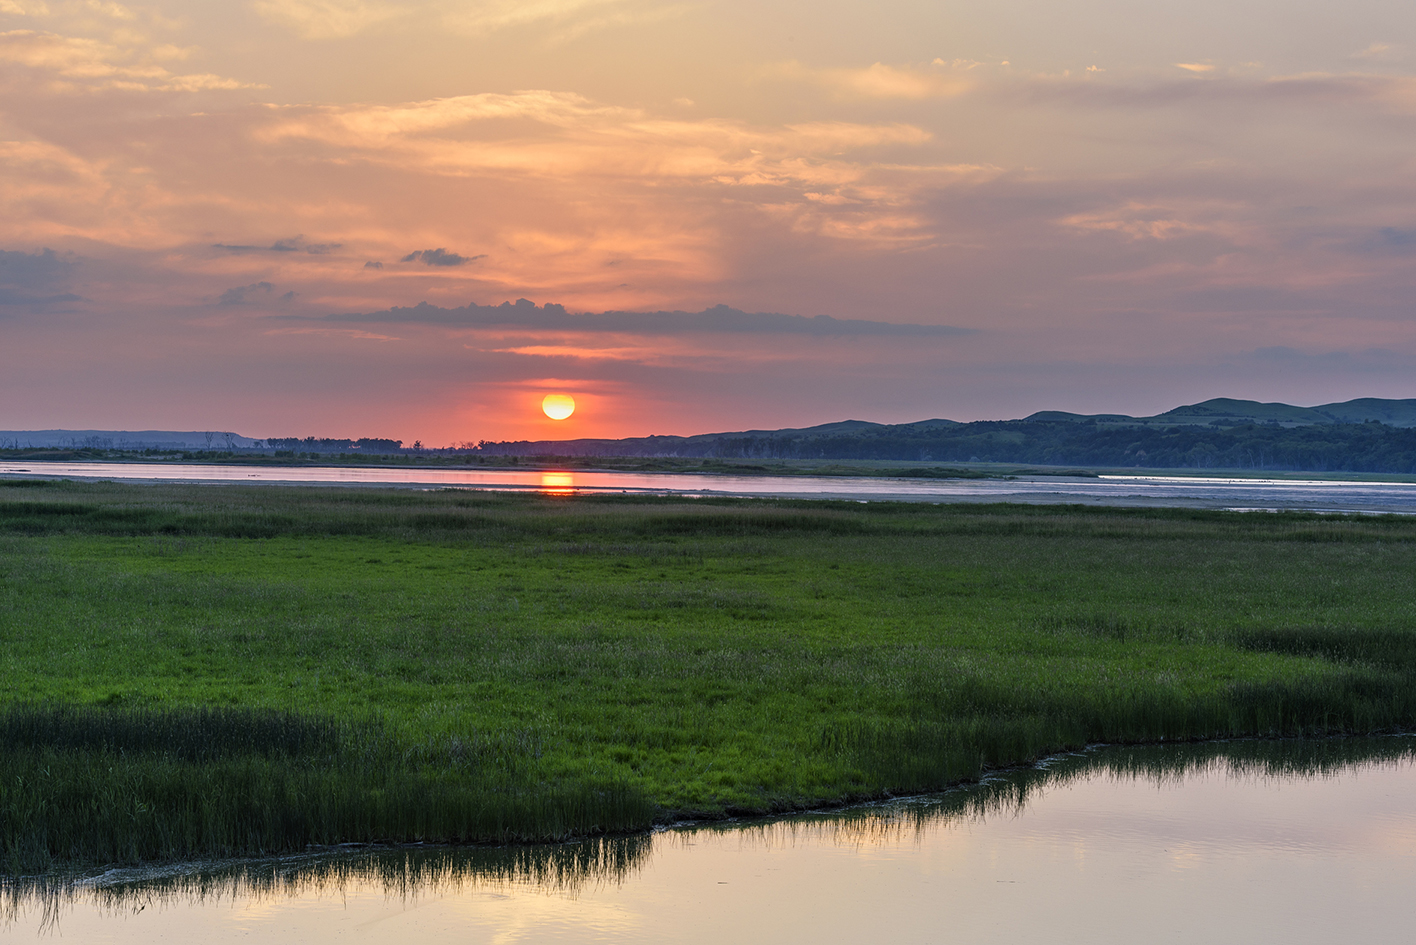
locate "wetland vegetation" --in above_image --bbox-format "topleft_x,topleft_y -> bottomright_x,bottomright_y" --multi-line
2,478 -> 1416,871
4,736 -> 1411,918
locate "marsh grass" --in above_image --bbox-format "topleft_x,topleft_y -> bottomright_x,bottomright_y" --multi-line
1230,625 -> 1416,668
3,480 -> 1416,868
0,704 -> 340,759
825,671 -> 1416,793
0,705 -> 654,874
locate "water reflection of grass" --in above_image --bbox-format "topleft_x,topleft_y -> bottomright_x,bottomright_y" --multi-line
3,836 -> 652,931
7,738 -> 1409,924
3,480 -> 1416,870
690,736 -> 1416,849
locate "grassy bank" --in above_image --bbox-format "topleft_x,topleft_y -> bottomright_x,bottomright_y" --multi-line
2,479 -> 1415,869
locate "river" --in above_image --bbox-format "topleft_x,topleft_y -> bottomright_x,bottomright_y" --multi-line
3,461 -> 1416,512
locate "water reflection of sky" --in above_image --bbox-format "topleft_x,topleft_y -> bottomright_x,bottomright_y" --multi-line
8,742 -> 1416,943
3,462 -> 1416,512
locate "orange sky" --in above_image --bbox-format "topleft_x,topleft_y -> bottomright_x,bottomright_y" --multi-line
2,1 -> 1415,443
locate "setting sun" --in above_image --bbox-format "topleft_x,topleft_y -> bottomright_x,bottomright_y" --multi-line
542,394 -> 576,420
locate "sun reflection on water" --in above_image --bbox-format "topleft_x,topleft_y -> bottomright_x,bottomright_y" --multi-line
539,472 -> 576,495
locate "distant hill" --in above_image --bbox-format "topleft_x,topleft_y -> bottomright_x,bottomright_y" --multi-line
7,397 -> 1416,472
1024,397 -> 1416,429
1299,398 -> 1416,426
477,398 -> 1416,472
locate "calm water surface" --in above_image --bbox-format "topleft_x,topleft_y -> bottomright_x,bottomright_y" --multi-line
6,741 -> 1415,943
3,461 -> 1416,512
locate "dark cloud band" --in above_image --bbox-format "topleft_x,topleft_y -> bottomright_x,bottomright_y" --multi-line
213,237 -> 342,255
400,248 -> 485,267
312,298 -> 974,336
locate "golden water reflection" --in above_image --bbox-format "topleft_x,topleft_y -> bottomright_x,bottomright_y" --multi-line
6,739 -> 1416,943
538,472 -> 577,495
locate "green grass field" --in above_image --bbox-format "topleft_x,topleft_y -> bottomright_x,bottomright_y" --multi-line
3,478 -> 1415,870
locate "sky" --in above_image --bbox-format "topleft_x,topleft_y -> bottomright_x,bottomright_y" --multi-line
2,0 -> 1415,443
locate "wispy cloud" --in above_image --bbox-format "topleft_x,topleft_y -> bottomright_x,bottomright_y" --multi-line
0,28 -> 258,90
1353,42 -> 1399,61
772,60 -> 977,100
245,89 -> 962,277
247,0 -> 401,40
772,57 -> 1416,120
997,69 -> 1416,114
1263,72 -> 1416,112
437,0 -> 657,38
1058,201 -> 1253,243
0,0 -> 50,14
249,0 -> 669,40
265,325 -> 400,341
258,91 -> 937,187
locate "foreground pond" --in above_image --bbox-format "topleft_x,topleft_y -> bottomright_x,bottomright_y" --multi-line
5,739 -> 1414,942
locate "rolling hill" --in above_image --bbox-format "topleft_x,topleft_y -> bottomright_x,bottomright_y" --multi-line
475,398 -> 1416,472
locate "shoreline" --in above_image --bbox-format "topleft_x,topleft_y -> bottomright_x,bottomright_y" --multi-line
9,732 -> 1416,891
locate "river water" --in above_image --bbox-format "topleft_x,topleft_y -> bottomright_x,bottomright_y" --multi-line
3,461 -> 1416,512
5,740 -> 1414,943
